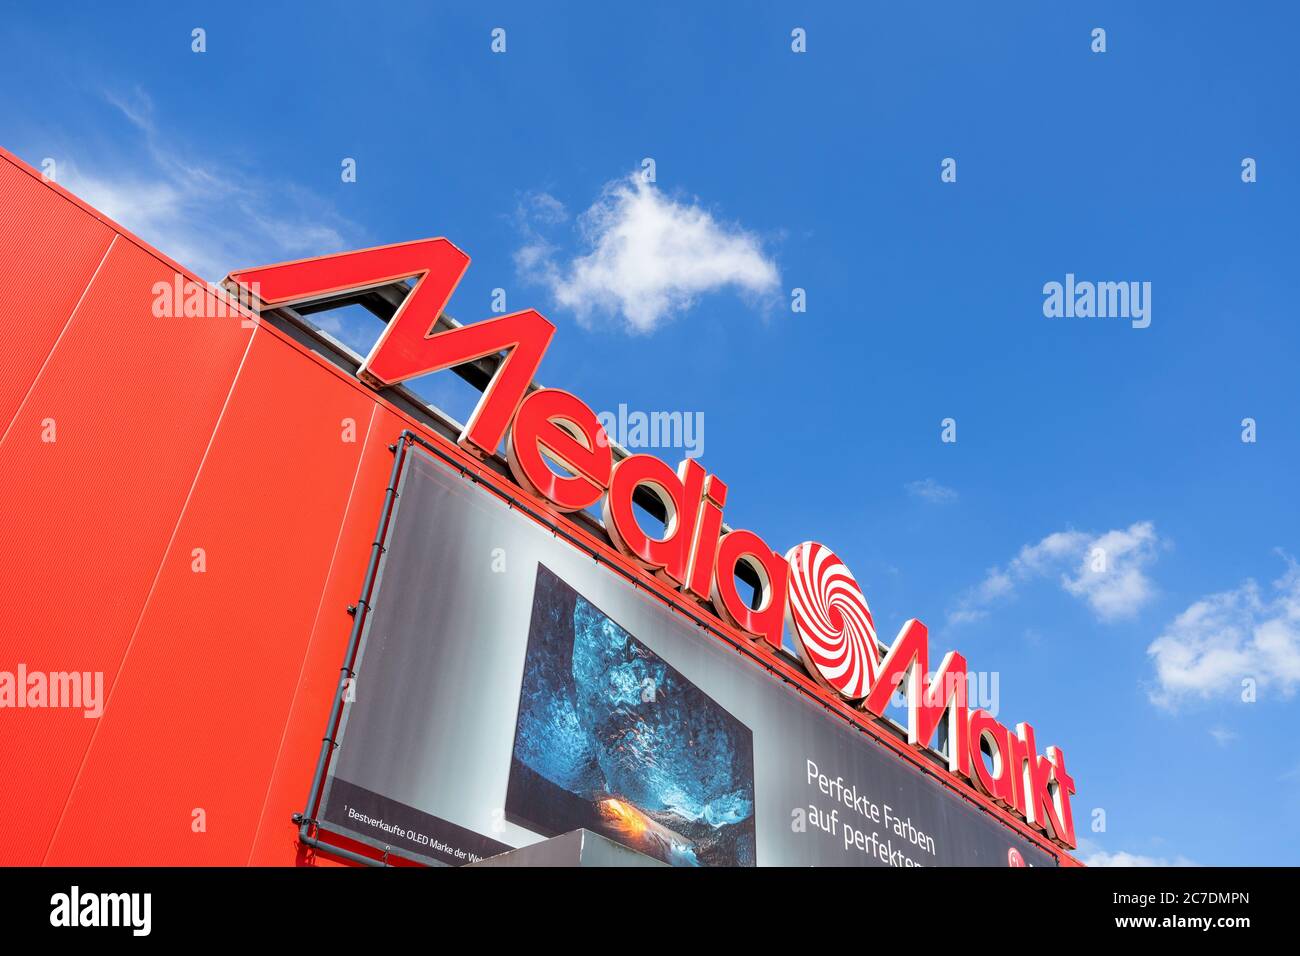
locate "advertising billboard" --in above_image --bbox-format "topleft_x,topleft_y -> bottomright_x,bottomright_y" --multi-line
316,444 -> 1057,867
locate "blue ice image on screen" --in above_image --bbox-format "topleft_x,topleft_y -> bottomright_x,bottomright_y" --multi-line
508,565 -> 757,866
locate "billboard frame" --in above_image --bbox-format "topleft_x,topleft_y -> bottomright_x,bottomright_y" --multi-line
294,426 -> 1072,867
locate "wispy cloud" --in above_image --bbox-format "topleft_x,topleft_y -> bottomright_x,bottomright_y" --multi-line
1147,553 -> 1300,709
1075,837 -> 1196,867
905,478 -> 958,504
57,88 -> 358,280
1080,846 -> 1197,867
515,173 -> 780,333
950,521 -> 1161,625
1208,726 -> 1238,746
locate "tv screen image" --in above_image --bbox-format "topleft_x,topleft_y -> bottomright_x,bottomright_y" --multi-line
505,564 -> 758,867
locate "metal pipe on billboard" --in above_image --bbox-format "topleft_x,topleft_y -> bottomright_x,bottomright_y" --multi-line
295,432 -> 411,865
232,237 -> 1079,852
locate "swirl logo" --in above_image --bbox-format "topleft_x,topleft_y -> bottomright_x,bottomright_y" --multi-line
784,542 -> 879,699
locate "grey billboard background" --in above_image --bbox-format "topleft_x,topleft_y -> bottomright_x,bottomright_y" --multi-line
319,447 -> 1057,867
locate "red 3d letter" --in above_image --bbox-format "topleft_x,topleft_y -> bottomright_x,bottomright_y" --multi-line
602,454 -> 705,585
506,388 -> 612,513
862,619 -> 971,776
227,238 -> 554,455
1044,746 -> 1078,849
967,709 -> 1016,807
1014,723 -> 1076,845
711,530 -> 788,650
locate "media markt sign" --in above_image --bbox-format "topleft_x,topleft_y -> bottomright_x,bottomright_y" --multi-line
230,238 -> 1078,861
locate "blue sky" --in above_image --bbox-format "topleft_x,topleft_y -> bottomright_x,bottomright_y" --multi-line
3,2 -> 1298,866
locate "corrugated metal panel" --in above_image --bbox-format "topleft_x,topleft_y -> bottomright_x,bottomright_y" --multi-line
246,405 -> 411,866
0,225 -> 254,863
0,154 -> 115,436
45,330 -> 377,864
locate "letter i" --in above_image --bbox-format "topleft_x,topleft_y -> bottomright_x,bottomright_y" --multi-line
685,475 -> 728,600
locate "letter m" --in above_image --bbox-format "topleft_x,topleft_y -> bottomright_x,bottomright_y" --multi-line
862,619 -> 970,775
226,238 -> 554,455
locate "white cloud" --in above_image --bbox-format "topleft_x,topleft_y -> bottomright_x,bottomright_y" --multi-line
905,478 -> 958,504
1063,523 -> 1162,621
1081,848 -> 1197,867
516,173 -> 780,333
58,88 -> 357,280
1075,838 -> 1196,867
950,522 -> 1161,625
1147,555 -> 1300,709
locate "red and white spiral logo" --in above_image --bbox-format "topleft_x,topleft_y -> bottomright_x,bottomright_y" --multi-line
784,542 -> 879,700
